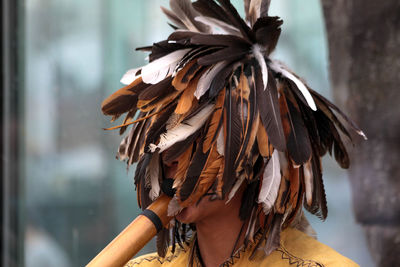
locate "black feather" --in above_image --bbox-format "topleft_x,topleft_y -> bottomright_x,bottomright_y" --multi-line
281,86 -> 312,165
139,76 -> 174,101
192,0 -> 232,24
215,0 -> 254,41
178,140 -> 210,201
222,82 -> 243,196
255,67 -> 286,151
129,114 -> 153,164
310,88 -> 364,138
253,17 -> 282,54
134,153 -> 152,209
305,146 -> 328,220
156,228 -> 170,258
197,46 -> 249,66
123,112 -> 145,161
330,123 -> 350,168
208,62 -> 235,98
239,180 -> 260,220
147,40 -> 188,62
297,99 -> 322,155
190,33 -> 251,47
162,131 -> 200,164
264,214 -> 283,255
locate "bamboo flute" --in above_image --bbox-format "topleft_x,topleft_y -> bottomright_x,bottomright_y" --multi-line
87,195 -> 172,267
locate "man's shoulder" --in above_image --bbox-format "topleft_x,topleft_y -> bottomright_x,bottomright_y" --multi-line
125,228 -> 359,267
264,227 -> 359,267
125,246 -> 189,267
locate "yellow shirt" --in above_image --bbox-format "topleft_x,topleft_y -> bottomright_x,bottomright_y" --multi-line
125,228 -> 358,267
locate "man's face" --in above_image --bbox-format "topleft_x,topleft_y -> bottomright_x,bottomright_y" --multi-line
175,193 -> 229,224
163,157 -> 242,225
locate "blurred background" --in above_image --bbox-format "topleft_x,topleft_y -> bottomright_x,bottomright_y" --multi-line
2,0 -> 375,266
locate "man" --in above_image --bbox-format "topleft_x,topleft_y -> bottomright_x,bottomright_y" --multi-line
124,162 -> 356,267
101,0 -> 366,266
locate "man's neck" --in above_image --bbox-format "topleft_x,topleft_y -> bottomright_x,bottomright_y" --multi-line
195,206 -> 246,267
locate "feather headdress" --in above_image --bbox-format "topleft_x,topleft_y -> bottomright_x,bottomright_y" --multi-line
102,0 -> 366,258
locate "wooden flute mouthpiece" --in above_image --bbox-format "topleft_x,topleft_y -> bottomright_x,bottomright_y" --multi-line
87,194 -> 172,267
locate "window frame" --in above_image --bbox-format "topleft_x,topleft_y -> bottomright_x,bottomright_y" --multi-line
2,0 -> 25,266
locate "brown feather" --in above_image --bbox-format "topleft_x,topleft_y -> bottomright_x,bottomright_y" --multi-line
274,162 -> 290,214
119,112 -> 146,162
283,166 -> 305,228
237,70 -> 250,135
177,139 -> 210,203
288,163 -> 300,208
104,108 -> 164,131
172,60 -> 198,91
235,69 -> 259,170
175,69 -> 205,114
243,114 -> 260,161
179,145 -> 223,207
215,159 -> 225,198
173,143 -> 194,190
279,84 -> 312,165
129,112 -> 153,165
138,89 -> 180,112
256,118 -> 270,157
101,77 -> 145,116
119,109 -> 136,135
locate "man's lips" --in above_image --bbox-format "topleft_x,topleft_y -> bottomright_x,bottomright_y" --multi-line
164,161 -> 178,168
164,161 -> 178,179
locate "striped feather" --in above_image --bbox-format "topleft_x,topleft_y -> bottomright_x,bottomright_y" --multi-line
149,104 -> 214,153
145,152 -> 161,200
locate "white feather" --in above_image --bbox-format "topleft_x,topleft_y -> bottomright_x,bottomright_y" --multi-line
149,104 -> 215,153
160,6 -> 186,30
258,150 -> 281,213
249,0 -> 261,23
227,174 -> 245,203
173,178 -> 182,189
120,68 -> 141,85
146,153 -> 161,201
216,127 -> 225,156
269,60 -> 317,111
304,161 -> 313,206
194,61 -> 228,99
245,208 -> 257,243
141,49 -> 190,84
169,0 -> 200,32
117,134 -> 130,161
195,16 -> 241,36
253,44 -> 269,90
278,151 -> 289,176
167,196 -> 183,217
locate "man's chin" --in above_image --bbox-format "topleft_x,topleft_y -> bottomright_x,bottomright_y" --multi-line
175,207 -> 194,224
